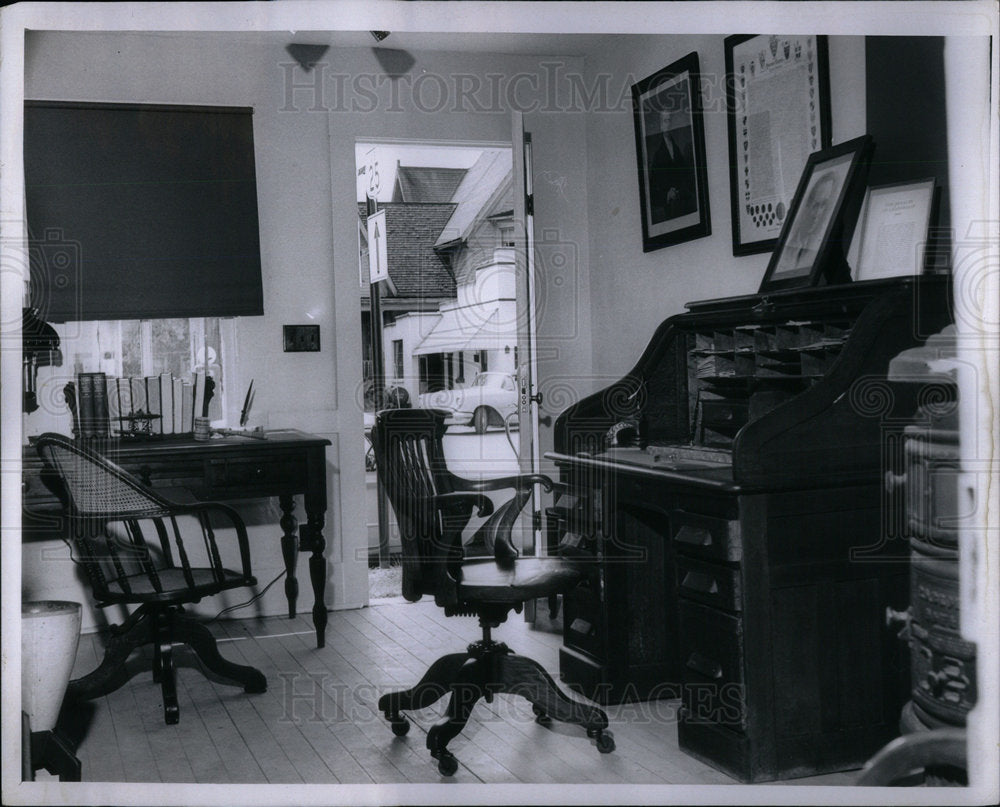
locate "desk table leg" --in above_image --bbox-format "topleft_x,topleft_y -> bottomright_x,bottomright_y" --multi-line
302,513 -> 328,648
279,494 -> 299,620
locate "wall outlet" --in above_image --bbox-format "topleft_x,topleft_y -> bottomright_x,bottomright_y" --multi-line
283,324 -> 320,352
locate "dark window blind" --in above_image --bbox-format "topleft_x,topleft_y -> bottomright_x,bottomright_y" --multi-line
24,101 -> 264,322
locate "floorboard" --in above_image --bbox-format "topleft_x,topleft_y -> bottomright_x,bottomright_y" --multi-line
45,599 -> 860,789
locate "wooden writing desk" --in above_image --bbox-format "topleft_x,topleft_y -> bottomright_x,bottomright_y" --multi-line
22,429 -> 332,647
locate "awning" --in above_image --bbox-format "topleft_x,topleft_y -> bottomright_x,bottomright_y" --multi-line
412,306 -> 514,356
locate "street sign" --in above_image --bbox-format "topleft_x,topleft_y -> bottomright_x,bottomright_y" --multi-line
364,148 -> 381,200
367,209 -> 388,284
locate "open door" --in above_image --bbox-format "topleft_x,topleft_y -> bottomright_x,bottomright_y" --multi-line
511,111 -> 544,555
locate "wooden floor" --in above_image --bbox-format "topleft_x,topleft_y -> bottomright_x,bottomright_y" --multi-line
52,598 -> 858,787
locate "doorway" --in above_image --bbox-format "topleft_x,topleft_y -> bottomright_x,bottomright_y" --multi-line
355,140 -> 532,598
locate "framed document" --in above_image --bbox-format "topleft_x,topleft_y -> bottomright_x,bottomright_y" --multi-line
725,34 -> 831,256
631,52 -> 711,252
854,179 -> 937,280
758,135 -> 874,293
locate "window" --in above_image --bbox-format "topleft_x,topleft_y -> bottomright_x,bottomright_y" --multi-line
392,339 -> 404,379
93,317 -> 234,423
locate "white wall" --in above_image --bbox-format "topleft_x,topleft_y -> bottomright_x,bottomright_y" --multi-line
21,31 -> 591,624
578,35 -> 867,385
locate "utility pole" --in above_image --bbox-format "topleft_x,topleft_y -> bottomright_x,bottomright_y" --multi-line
365,155 -> 391,570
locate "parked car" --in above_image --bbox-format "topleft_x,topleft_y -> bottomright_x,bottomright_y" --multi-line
419,371 -> 518,433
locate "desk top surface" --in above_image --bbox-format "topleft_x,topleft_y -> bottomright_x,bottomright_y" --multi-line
22,429 -> 331,471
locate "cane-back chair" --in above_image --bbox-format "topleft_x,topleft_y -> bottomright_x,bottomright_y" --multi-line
35,432 -> 266,724
371,408 -> 613,776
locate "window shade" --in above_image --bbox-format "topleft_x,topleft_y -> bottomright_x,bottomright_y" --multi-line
24,102 -> 264,322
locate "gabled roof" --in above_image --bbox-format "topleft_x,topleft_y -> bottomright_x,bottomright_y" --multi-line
391,166 -> 468,203
434,150 -> 513,249
359,202 -> 457,298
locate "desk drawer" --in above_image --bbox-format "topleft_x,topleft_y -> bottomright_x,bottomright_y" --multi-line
677,554 -> 742,613
207,453 -> 308,494
679,599 -> 747,733
671,509 -> 742,563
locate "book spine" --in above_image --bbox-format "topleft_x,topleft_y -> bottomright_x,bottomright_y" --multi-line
107,375 -> 120,436
145,376 -> 162,435
92,372 -> 110,438
159,372 -> 174,435
181,380 -> 194,434
77,373 -> 96,438
130,376 -> 146,419
173,377 -> 185,433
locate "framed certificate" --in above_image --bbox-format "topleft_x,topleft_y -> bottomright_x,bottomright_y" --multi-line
725,34 -> 831,256
854,178 -> 937,280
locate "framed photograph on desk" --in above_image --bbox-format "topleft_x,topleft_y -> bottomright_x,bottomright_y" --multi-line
631,52 -> 711,252
758,135 -> 874,293
725,34 -> 831,255
853,178 -> 937,280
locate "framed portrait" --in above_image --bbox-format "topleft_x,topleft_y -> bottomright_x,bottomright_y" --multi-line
758,135 -> 875,293
631,52 -> 711,252
854,178 -> 937,281
725,34 -> 831,256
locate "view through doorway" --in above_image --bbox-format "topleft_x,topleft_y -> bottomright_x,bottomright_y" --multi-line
355,140 -> 526,599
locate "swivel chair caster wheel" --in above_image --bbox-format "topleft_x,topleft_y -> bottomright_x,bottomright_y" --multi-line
532,704 -> 549,723
389,715 -> 410,737
595,730 -> 615,754
434,750 -> 458,776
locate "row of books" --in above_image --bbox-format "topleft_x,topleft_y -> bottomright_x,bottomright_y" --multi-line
68,371 -> 213,438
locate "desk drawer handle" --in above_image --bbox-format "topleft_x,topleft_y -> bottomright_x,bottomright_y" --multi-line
675,524 -> 713,547
681,571 -> 719,596
686,651 -> 722,679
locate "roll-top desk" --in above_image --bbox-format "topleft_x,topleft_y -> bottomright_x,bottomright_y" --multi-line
545,276 -> 953,781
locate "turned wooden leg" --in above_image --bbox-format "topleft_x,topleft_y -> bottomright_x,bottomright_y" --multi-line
302,511 -> 328,648
173,612 -> 266,693
68,606 -> 154,702
279,494 -> 300,620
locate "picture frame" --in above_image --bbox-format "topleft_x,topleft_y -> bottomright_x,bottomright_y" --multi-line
758,135 -> 875,293
853,178 -> 937,281
631,52 -> 711,252
725,34 -> 831,256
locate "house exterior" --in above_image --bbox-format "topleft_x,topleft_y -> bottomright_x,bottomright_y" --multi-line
361,149 -> 516,405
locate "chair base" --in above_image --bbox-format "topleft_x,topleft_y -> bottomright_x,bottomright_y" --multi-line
68,604 -> 266,724
378,619 -> 614,776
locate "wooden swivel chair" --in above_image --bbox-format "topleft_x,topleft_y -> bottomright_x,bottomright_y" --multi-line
35,432 -> 266,725
371,408 -> 614,776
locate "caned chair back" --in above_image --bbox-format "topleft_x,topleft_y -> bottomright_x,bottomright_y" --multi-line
35,433 -> 255,607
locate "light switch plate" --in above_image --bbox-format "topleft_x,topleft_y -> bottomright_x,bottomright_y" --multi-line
283,324 -> 320,352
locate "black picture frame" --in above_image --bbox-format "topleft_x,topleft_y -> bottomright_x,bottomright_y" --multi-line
758,135 -> 875,293
725,34 -> 832,256
631,52 -> 711,252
